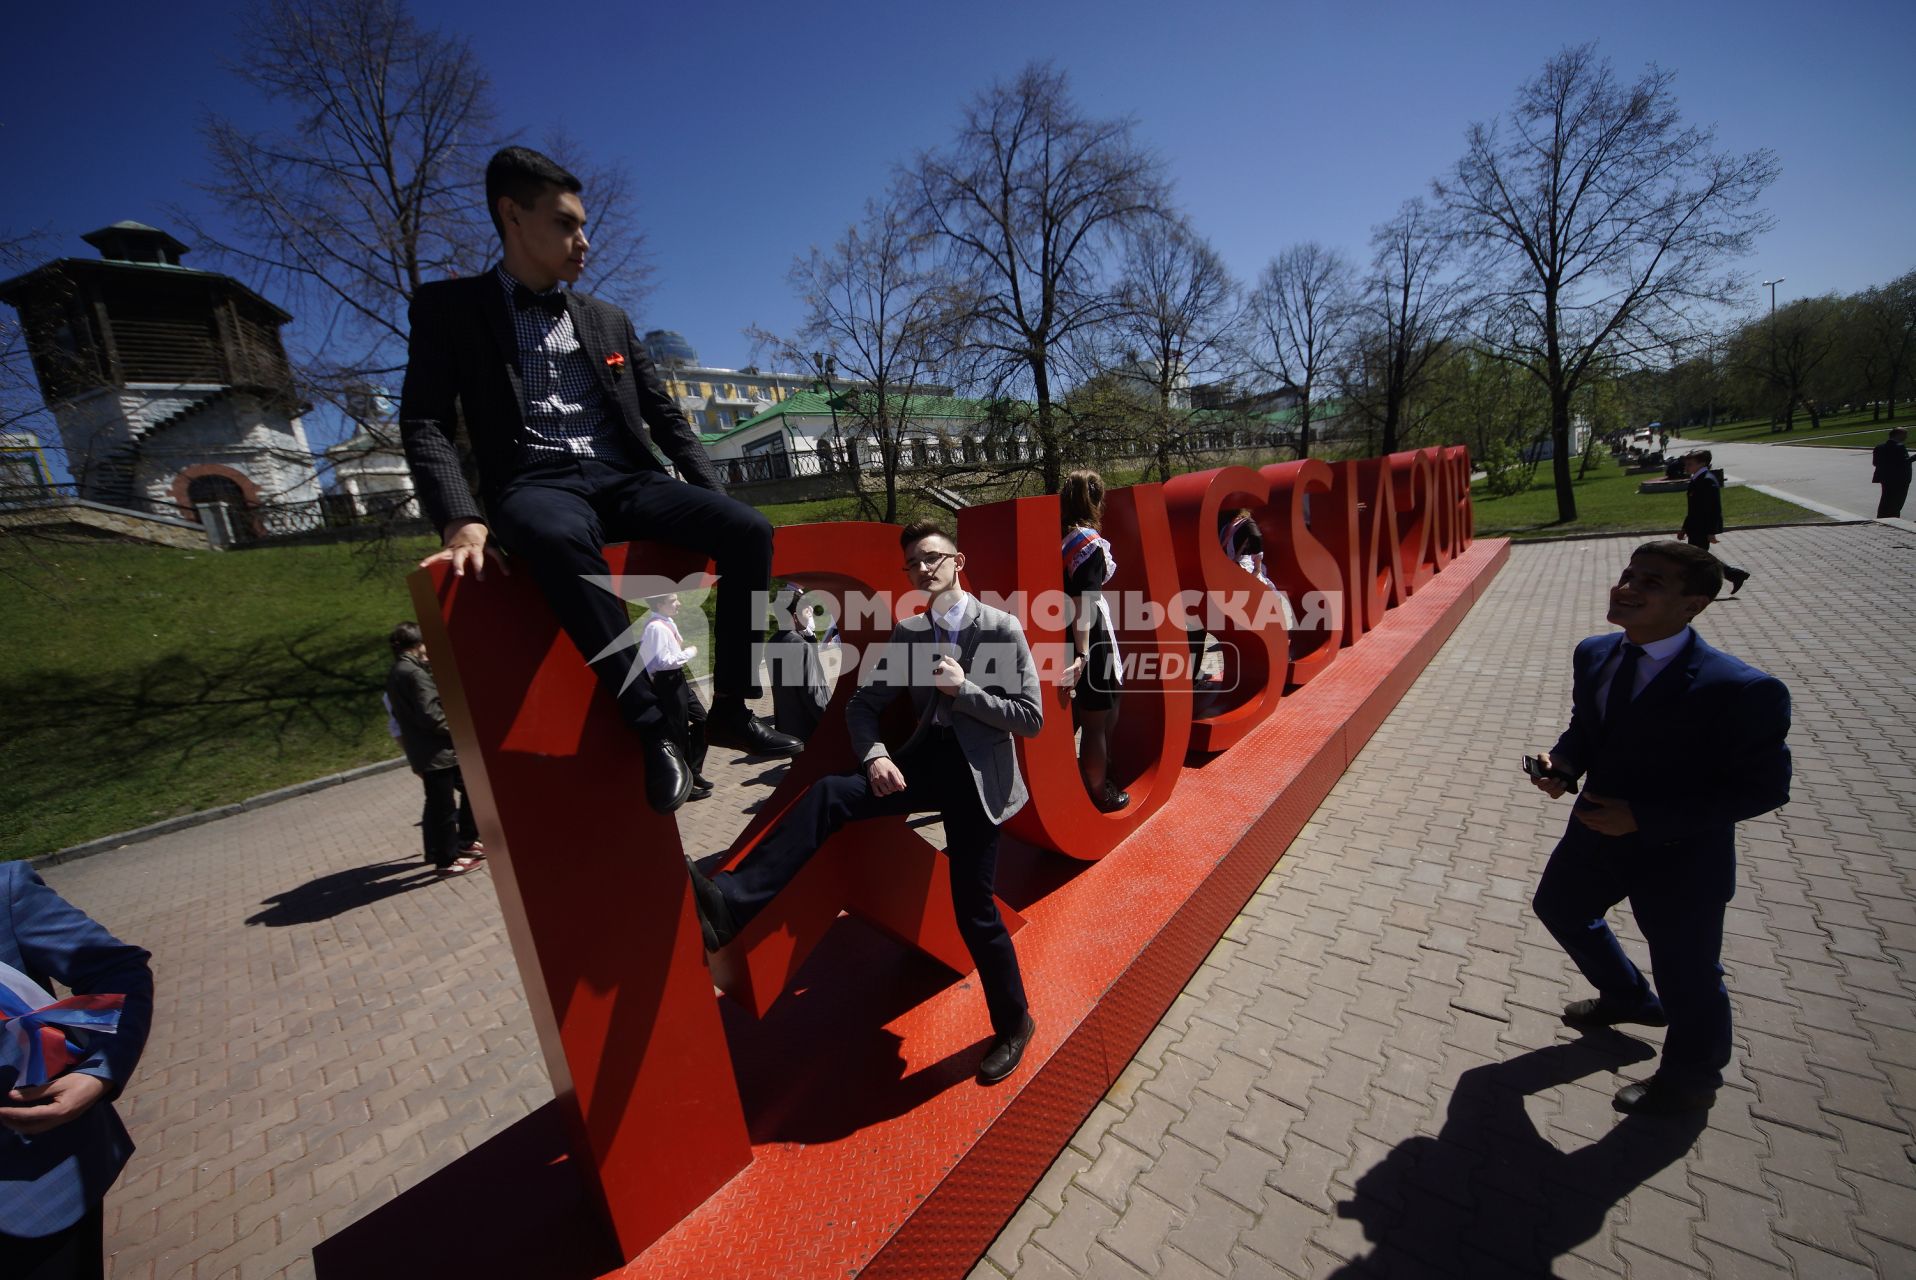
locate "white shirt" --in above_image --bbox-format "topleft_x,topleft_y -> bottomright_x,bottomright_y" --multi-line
639,615 -> 691,676
1594,626 -> 1691,716
929,591 -> 969,726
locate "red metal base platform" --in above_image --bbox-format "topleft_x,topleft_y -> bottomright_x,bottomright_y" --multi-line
605,537 -> 1509,1279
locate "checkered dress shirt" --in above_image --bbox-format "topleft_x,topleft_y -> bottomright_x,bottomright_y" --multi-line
495,265 -> 621,458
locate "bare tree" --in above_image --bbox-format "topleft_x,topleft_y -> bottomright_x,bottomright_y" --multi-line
0,230 -> 61,452
180,0 -> 650,451
751,196 -> 957,523
1244,243 -> 1355,458
1101,218 -> 1239,481
1732,294 -> 1843,430
907,62 -> 1170,493
1436,43 -> 1778,521
1343,199 -> 1462,455
1852,270 -> 1916,420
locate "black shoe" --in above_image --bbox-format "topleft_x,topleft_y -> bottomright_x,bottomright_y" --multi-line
1614,1079 -> 1715,1115
689,776 -> 715,801
687,866 -> 738,951
978,1014 -> 1036,1084
641,734 -> 694,814
1093,780 -> 1130,813
1562,997 -> 1668,1030
1724,567 -> 1750,595
707,706 -> 803,758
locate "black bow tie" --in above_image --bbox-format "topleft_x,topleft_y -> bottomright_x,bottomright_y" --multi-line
512,283 -> 567,318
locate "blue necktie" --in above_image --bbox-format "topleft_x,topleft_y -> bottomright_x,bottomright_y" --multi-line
1604,643 -> 1644,731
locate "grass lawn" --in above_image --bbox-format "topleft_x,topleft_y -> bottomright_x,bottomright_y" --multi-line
1676,407 -> 1914,449
0,535 -> 439,860
1471,452 -> 1825,540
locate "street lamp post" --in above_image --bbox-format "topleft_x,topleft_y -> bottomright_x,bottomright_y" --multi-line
1761,277 -> 1786,432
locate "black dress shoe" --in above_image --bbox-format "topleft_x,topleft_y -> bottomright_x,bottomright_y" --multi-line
689,776 -> 715,801
641,734 -> 694,814
687,866 -> 737,951
978,1014 -> 1036,1084
1724,567 -> 1750,595
1093,780 -> 1130,813
706,708 -> 803,758
1614,1079 -> 1715,1115
1562,997 -> 1668,1029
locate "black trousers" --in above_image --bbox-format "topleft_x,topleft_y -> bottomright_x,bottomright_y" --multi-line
1879,478 -> 1909,519
1684,524 -> 1746,579
0,1201 -> 104,1280
651,667 -> 709,779
419,765 -> 477,868
487,452 -> 774,730
713,731 -> 1030,1035
1532,829 -> 1734,1090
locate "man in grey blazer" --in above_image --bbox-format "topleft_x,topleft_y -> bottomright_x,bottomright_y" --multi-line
691,520 -> 1043,1083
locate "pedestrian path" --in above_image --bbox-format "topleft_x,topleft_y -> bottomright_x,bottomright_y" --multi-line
1669,433 -> 1893,521
984,521 -> 1916,1280
38,522 -> 1916,1279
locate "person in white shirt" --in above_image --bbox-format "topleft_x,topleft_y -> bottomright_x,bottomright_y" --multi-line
639,594 -> 712,801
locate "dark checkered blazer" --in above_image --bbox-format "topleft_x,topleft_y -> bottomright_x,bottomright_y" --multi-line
399,269 -> 725,532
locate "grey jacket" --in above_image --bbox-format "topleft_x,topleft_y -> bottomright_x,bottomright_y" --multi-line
848,595 -> 1043,825
386,652 -> 457,773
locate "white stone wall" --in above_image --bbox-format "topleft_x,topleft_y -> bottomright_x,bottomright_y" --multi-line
132,391 -> 321,509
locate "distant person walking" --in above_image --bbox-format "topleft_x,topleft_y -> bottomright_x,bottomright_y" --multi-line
1679,451 -> 1750,594
1873,426 -> 1910,518
386,622 -> 484,875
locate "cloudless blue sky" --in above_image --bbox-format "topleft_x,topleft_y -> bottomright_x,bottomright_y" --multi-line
4,0 -> 1912,434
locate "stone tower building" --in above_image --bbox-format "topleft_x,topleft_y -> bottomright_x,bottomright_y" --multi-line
0,222 -> 320,525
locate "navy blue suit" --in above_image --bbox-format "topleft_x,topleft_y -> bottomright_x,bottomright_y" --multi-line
0,864 -> 153,1259
1532,629 -> 1791,1090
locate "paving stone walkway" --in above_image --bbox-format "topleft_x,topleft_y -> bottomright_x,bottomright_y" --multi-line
38,521 -> 1916,1279
981,521 -> 1916,1280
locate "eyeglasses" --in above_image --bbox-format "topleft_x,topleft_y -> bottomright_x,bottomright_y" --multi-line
902,551 -> 956,572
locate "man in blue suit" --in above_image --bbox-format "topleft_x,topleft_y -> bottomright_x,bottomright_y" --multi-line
1529,540 -> 1791,1115
0,864 -> 153,1279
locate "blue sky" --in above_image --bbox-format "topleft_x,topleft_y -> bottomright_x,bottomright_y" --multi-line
4,0 -> 1913,403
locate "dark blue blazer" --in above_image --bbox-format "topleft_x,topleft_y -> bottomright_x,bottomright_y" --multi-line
1549,629 -> 1791,889
0,864 -> 153,1238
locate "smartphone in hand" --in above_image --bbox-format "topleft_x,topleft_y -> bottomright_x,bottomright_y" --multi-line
1522,755 -> 1579,794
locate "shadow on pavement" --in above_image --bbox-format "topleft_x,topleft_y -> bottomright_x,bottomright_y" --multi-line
1327,1032 -> 1707,1276
244,857 -> 454,926
312,1101 -> 620,1280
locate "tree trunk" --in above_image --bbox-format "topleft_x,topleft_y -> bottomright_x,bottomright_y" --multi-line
1550,391 -> 1578,523
1033,365 -> 1061,494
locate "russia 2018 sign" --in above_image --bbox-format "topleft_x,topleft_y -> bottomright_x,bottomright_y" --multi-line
412,446 -> 1484,1275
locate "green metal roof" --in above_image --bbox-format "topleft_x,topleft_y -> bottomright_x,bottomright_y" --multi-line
723,389 -> 997,437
